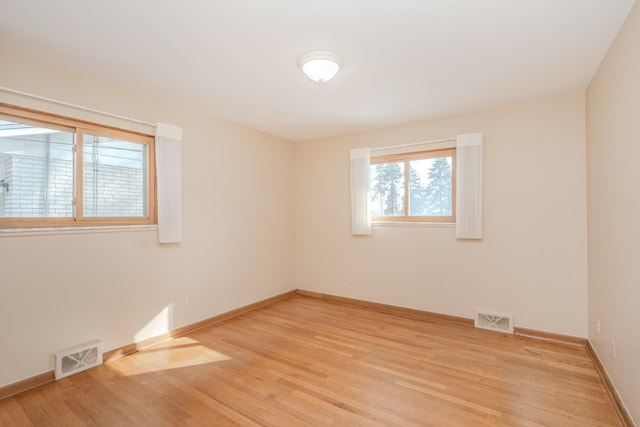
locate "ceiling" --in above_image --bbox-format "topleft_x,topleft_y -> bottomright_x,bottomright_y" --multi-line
0,0 -> 635,142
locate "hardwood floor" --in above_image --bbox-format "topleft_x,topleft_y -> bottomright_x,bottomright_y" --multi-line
0,295 -> 623,426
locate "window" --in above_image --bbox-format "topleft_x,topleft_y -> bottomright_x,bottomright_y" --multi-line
370,148 -> 455,222
0,104 -> 156,228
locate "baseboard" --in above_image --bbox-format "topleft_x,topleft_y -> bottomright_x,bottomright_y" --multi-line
586,341 -> 635,427
103,289 -> 297,361
296,289 -> 474,326
0,371 -> 55,401
0,289 -> 296,400
296,290 -> 588,347
513,327 -> 587,347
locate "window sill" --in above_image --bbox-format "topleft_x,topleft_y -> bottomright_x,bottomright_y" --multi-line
372,221 -> 454,228
0,224 -> 158,238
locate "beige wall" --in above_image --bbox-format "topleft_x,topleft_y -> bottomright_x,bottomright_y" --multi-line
587,0 -> 640,422
0,49 -> 296,387
296,93 -> 588,337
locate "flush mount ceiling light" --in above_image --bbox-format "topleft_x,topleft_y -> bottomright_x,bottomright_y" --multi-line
299,51 -> 342,85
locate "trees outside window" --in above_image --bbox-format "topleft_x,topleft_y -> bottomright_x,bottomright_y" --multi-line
371,162 -> 404,216
370,148 -> 455,222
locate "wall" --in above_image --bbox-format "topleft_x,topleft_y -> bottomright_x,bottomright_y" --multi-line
0,48 -> 296,387
296,92 -> 588,337
586,0 -> 640,422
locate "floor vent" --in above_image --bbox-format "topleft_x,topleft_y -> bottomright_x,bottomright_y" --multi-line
474,310 -> 514,334
55,340 -> 103,380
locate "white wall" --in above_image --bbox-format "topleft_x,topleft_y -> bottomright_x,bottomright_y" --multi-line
296,93 -> 588,337
0,49 -> 296,387
586,0 -> 640,422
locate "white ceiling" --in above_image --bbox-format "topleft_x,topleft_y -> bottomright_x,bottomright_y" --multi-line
0,0 -> 635,141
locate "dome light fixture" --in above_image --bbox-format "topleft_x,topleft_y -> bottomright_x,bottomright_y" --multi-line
299,51 -> 342,85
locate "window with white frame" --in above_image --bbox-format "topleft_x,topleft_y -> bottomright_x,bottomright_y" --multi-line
370,148 -> 455,222
0,104 -> 156,228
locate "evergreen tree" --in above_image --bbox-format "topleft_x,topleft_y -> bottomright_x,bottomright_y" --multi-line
408,165 -> 426,215
371,163 -> 403,215
424,157 -> 452,215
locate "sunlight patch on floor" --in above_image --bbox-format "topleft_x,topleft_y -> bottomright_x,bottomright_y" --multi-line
110,337 -> 232,376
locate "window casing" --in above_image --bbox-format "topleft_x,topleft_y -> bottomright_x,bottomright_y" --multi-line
0,104 -> 156,228
370,148 -> 456,222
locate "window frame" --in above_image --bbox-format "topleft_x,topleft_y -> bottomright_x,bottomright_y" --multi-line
0,104 -> 156,228
370,147 -> 456,223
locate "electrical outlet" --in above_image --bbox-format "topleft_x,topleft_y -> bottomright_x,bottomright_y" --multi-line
347,275 -> 352,285
185,296 -> 191,305
596,319 -> 601,336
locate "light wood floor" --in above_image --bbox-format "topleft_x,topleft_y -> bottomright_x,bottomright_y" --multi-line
0,295 -> 622,426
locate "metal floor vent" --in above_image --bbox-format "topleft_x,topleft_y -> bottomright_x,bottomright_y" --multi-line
55,340 -> 103,380
474,310 -> 514,334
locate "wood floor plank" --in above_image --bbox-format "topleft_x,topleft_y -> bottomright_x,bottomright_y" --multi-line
0,295 -> 623,426
0,396 -> 34,426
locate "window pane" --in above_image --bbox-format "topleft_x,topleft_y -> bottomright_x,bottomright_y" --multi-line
409,156 -> 452,216
83,134 -> 147,217
369,162 -> 405,216
0,119 -> 74,218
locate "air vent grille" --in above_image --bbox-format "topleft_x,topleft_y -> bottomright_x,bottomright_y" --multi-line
55,340 -> 103,380
474,310 -> 513,334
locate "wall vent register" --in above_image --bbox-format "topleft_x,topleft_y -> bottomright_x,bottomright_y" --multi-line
474,310 -> 514,334
54,340 -> 103,380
